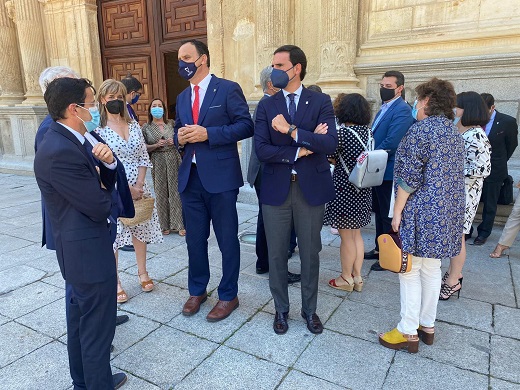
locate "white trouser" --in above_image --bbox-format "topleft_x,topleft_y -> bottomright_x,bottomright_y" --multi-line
499,191 -> 520,247
397,256 -> 441,335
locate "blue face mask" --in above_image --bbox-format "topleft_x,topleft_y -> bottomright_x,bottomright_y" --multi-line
271,65 -> 295,89
178,55 -> 202,80
76,105 -> 100,132
411,100 -> 419,120
130,93 -> 140,105
453,108 -> 461,125
150,107 -> 164,119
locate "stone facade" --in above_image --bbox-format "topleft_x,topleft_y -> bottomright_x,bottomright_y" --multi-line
1,0 -> 520,176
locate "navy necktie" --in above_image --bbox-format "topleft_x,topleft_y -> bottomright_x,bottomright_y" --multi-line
288,93 -> 296,123
83,140 -> 99,167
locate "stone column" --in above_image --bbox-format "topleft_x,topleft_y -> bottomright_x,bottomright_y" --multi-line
41,0 -> 103,88
11,0 -> 48,105
253,0 -> 292,98
0,1 -> 24,105
316,0 -> 362,97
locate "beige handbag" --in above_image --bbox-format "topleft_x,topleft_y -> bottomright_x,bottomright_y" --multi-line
377,231 -> 412,273
119,196 -> 155,226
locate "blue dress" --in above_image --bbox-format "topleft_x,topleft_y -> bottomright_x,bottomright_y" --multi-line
394,115 -> 465,258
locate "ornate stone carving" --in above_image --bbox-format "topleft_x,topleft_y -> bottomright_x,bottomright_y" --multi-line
0,1 -> 24,105
316,0 -> 361,96
4,0 -> 15,22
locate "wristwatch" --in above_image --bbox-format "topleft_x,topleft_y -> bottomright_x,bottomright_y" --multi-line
287,124 -> 297,136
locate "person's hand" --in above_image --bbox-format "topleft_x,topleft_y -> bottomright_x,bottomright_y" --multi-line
328,158 -> 336,165
516,181 -> 520,188
314,123 -> 328,134
271,114 -> 290,134
178,124 -> 208,144
391,213 -> 402,233
298,148 -> 313,158
157,139 -> 167,147
166,138 -> 174,146
92,143 -> 115,164
130,184 -> 144,200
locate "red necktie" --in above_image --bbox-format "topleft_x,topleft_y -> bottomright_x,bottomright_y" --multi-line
192,85 -> 200,124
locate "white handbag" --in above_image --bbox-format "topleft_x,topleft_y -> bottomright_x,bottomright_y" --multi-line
338,127 -> 388,190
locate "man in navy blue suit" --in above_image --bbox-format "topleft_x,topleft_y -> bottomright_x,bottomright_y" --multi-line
174,39 -> 254,322
255,45 -> 337,335
34,77 -> 127,389
364,71 -> 414,271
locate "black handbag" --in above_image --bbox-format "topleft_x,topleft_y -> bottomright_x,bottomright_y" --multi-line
498,175 -> 514,205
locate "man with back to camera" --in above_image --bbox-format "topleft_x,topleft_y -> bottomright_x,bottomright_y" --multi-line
364,70 -> 415,271
174,39 -> 254,322
34,77 -> 127,389
474,93 -> 518,245
255,44 -> 337,335
247,65 -> 301,284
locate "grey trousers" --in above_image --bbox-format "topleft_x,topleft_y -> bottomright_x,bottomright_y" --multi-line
499,190 -> 520,247
262,181 -> 325,314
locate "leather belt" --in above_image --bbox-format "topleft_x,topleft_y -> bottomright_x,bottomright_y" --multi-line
291,173 -> 298,182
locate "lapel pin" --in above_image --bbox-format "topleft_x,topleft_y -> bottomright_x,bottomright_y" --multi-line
306,101 -> 309,104
214,89 -> 216,92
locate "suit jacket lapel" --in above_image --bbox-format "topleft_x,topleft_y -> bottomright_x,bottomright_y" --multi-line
198,75 -> 219,125
293,88 -> 312,128
52,122 -> 98,175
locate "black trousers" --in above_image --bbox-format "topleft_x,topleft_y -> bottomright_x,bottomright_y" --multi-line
477,180 -> 503,238
372,180 -> 394,250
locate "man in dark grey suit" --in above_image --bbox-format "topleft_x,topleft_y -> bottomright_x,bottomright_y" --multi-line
247,66 -> 300,284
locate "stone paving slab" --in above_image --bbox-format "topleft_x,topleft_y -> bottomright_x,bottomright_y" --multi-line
490,378 -> 520,390
0,321 -> 53,367
490,335 -> 520,383
383,352 -> 488,390
111,326 -> 218,389
294,330 -> 394,389
16,297 -> 66,339
225,311 -> 314,367
0,265 -> 45,294
0,281 -> 64,319
0,341 -> 71,390
277,370 -> 347,390
111,312 -> 161,357
494,304 -> 520,339
172,346 -> 288,390
436,297 -> 493,333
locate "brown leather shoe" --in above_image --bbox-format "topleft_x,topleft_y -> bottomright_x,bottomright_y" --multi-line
206,297 -> 239,322
182,292 -> 208,316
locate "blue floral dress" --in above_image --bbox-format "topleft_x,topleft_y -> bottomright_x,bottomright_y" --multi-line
394,115 -> 465,258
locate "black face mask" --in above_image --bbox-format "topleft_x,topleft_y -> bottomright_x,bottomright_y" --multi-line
380,87 -> 397,102
106,99 -> 125,115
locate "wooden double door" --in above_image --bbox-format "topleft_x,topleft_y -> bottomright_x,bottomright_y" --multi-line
97,0 -> 207,122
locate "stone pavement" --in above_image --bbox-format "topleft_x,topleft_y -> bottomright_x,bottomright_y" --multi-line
0,171 -> 519,390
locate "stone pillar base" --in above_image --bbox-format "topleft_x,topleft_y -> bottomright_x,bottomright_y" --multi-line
316,76 -> 363,97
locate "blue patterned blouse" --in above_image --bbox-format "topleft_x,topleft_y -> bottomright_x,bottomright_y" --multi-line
394,115 -> 465,258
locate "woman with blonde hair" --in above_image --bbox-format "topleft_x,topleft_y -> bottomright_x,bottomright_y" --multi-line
95,79 -> 162,303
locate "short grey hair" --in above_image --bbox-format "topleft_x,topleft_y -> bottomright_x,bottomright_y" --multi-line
259,66 -> 273,92
39,66 -> 80,94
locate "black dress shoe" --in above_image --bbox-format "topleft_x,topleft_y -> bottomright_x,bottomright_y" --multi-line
115,315 -> 129,327
256,266 -> 269,274
273,311 -> 289,334
113,372 -> 127,389
301,311 -> 323,334
287,272 -> 301,284
370,261 -> 385,271
465,226 -> 474,241
473,236 -> 487,246
120,245 -> 135,252
364,249 -> 379,260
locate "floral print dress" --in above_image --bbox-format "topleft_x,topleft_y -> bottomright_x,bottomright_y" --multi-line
394,115 -> 465,258
96,121 -> 163,250
460,126 -> 492,234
